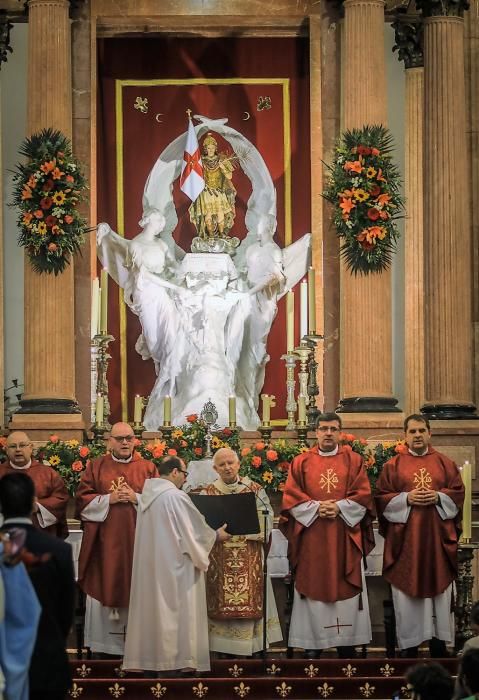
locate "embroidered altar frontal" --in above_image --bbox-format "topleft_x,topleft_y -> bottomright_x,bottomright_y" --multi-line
207,539 -> 263,619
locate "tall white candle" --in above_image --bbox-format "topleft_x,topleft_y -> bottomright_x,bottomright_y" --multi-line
133,395 -> 143,424
300,279 -> 308,339
298,395 -> 307,423
91,277 -> 99,339
228,396 -> 236,424
95,394 -> 104,426
286,290 -> 295,353
308,267 -> 316,333
461,460 -> 472,541
100,268 -> 109,334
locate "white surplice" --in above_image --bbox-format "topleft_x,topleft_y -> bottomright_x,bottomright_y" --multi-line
123,479 -> 217,672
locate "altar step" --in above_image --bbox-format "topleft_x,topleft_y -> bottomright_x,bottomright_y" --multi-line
69,658 -> 458,699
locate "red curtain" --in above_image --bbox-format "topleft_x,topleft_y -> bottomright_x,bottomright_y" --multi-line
97,37 -> 311,424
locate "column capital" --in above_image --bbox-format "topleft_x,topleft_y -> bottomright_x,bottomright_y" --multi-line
392,15 -> 424,68
416,0 -> 469,18
25,0 -> 85,19
0,11 -> 13,69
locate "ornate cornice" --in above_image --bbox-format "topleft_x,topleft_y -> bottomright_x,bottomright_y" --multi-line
392,14 -> 424,68
0,11 -> 13,69
415,0 -> 469,17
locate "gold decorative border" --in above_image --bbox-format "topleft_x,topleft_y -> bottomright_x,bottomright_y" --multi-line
115,77 -> 292,421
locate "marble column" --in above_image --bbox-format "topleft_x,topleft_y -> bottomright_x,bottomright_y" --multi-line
392,20 -> 425,416
12,0 -> 83,432
418,0 -> 476,418
338,0 -> 399,413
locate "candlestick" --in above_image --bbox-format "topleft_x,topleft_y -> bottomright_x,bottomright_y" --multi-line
286,290 -> 295,353
228,395 -> 236,426
300,280 -> 308,339
261,394 -> 276,426
91,277 -> 99,339
460,460 -> 472,542
100,268 -> 109,334
298,395 -> 307,424
163,395 -> 172,425
281,352 -> 298,431
95,393 -> 104,426
308,267 -> 316,333
133,395 -> 143,424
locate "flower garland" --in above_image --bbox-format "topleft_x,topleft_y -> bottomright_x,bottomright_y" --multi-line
11,128 -> 88,275
323,125 -> 404,275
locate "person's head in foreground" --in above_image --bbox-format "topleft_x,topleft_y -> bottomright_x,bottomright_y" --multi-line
404,662 -> 453,700
458,648 -> 479,696
157,455 -> 188,489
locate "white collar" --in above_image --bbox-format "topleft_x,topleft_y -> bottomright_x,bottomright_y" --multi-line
111,453 -> 133,464
408,447 -> 429,457
9,460 -> 32,470
319,445 -> 339,457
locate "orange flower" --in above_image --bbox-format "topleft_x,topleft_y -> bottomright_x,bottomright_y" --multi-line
21,186 -> 32,200
344,160 -> 363,174
49,434 -> 60,443
51,225 -> 61,235
277,461 -> 290,472
395,442 -> 408,454
251,455 -> 262,468
186,414 -> 198,423
66,174 -> 74,183
222,428 -> 233,437
357,145 -> 371,156
344,433 -> 356,442
167,448 -> 177,456
377,193 -> 392,206
152,446 -> 165,458
52,167 -> 64,180
79,446 -> 90,458
133,438 -> 141,447
40,160 -> 55,174
0,437 -> 7,448
34,210 -> 44,219
40,197 -> 53,210
338,189 -> 354,198
47,243 -> 58,252
371,147 -> 380,156
255,442 -> 265,451
23,212 -> 33,225
376,168 -> 387,182
42,179 -> 54,192
45,215 -> 57,228
64,215 -> 74,224
143,445 -> 153,454
266,450 -> 278,461
194,447 -> 203,456
72,460 -> 84,472
359,437 -> 368,446
339,198 -> 355,215
370,184 -> 381,197
241,447 -> 251,457
180,440 -> 187,447
367,208 -> 380,221
379,210 -> 390,220
27,175 -> 37,189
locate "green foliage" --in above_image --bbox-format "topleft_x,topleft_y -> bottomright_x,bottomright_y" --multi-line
323,125 -> 404,275
10,128 -> 88,275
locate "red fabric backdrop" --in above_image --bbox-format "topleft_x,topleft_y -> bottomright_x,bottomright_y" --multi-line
97,37 -> 311,424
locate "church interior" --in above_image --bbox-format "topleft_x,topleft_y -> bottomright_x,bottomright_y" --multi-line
0,0 -> 479,697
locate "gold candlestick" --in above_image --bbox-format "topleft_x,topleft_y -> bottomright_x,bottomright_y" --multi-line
281,352 -> 298,431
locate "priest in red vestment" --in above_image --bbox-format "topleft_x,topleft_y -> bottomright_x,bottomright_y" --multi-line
280,412 -> 374,659
76,422 -> 156,655
376,413 -> 465,658
0,431 -> 69,538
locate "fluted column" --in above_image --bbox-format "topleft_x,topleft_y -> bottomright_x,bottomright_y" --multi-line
393,20 -> 425,415
13,0 -> 83,429
338,0 -> 399,413
419,0 -> 476,418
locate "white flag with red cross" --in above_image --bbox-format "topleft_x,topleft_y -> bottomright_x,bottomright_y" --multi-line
180,117 -> 205,202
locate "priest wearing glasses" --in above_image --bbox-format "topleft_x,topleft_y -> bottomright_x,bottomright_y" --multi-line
76,422 -> 156,656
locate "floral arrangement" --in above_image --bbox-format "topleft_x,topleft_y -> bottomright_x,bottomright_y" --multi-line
240,439 -> 305,491
11,128 -> 88,275
137,414 -> 241,467
323,124 -> 404,275
36,435 -> 104,496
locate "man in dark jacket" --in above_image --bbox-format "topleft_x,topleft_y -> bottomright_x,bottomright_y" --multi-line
0,472 -> 75,700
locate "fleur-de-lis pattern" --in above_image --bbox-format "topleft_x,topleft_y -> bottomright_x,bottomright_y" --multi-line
114,666 -> 126,678
108,682 -> 125,698
75,664 -> 91,678
380,663 -> 395,677
304,663 -> 319,678
317,682 -> 334,698
275,681 -> 292,697
193,682 -> 209,698
228,664 -> 244,677
342,663 -> 357,678
360,682 -> 376,697
234,681 -> 251,697
401,686 -> 412,698
68,683 -> 84,698
150,682 -> 167,698
267,663 -> 281,675
134,97 -> 149,113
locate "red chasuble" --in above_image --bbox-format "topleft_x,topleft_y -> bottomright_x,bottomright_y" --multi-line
76,453 -> 156,608
279,446 -> 374,603
0,460 -> 69,537
375,447 -> 464,599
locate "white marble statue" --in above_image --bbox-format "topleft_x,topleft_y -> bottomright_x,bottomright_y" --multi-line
97,117 -> 311,430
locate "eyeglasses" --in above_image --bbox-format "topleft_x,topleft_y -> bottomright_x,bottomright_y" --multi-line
7,443 -> 31,449
317,426 -> 340,433
111,435 -> 134,443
